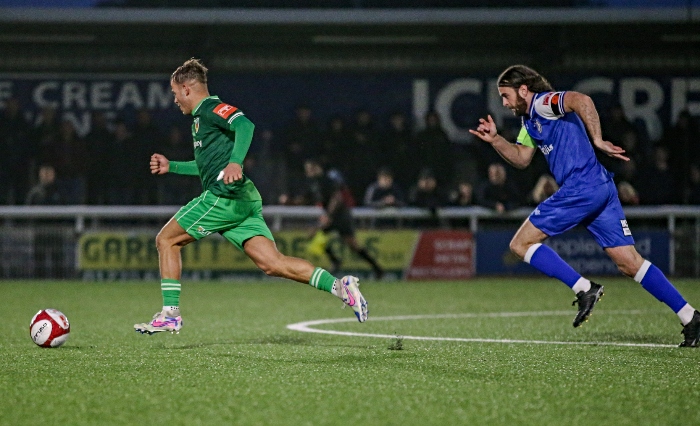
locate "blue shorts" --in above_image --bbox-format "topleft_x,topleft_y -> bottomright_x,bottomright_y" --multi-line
529,180 -> 634,248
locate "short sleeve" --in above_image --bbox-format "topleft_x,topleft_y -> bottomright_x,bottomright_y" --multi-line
533,91 -> 566,119
516,126 -> 536,148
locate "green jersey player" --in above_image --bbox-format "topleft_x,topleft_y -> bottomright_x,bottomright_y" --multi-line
134,59 -> 368,335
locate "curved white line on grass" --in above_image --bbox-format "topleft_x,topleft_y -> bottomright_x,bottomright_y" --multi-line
287,310 -> 678,348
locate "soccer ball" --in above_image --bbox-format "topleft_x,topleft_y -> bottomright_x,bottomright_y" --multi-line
30,309 -> 70,348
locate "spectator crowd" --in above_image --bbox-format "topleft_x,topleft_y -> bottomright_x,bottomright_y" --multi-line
2,97 -> 700,213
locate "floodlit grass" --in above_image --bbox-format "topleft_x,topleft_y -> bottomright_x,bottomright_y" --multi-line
2,277 -> 700,425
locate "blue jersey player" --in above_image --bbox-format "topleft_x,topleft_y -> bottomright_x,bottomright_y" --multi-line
470,65 -> 700,347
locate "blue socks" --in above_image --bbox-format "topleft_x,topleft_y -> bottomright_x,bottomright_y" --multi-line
634,260 -> 687,313
525,244 -> 693,322
524,243 -> 581,288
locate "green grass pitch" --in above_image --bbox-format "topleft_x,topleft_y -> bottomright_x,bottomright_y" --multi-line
2,277 -> 700,425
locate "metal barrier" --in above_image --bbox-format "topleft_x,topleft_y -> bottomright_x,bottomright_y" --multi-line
1,205 -> 699,278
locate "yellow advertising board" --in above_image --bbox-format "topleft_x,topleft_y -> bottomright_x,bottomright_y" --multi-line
78,230 -> 419,271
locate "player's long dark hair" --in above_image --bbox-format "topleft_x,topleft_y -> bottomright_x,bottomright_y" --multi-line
172,58 -> 208,85
497,65 -> 554,93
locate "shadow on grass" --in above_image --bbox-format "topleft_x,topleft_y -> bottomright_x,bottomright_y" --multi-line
154,341 -> 240,350
247,335 -> 311,345
52,346 -> 98,350
246,334 -> 376,349
591,332 -> 672,345
152,334 -> 340,350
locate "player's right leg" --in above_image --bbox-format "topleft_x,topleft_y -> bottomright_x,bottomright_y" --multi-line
510,219 -> 603,327
242,235 -> 368,322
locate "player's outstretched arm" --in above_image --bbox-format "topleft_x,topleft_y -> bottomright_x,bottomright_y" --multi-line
153,153 -> 200,176
564,92 -> 629,161
469,115 -> 535,169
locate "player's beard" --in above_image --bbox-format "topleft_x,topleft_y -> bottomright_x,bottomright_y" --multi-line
512,93 -> 529,116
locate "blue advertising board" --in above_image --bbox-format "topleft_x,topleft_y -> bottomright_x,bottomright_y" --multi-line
476,229 -> 670,276
0,73 -> 698,144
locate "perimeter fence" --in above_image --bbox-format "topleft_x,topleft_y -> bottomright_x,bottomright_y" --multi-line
0,205 -> 698,279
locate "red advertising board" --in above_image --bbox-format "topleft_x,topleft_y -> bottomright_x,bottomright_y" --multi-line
406,230 -> 475,280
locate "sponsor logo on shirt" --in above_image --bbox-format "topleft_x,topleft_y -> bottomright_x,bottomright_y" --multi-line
539,144 -> 554,155
194,140 -> 202,148
534,119 -> 542,133
196,226 -> 211,236
621,220 -> 632,236
213,103 -> 238,119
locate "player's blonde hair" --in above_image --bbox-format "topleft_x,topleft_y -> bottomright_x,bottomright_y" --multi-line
171,58 -> 208,85
497,65 -> 554,93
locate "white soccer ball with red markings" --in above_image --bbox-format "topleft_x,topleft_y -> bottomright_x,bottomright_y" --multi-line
30,309 -> 70,348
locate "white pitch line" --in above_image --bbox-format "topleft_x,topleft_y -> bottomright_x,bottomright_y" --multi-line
286,310 -> 678,348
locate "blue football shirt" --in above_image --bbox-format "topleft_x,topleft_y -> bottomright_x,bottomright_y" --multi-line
516,91 -> 612,189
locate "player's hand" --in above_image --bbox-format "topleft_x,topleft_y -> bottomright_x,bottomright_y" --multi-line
150,153 -> 169,175
469,115 -> 499,143
222,162 -> 243,184
595,139 -> 629,161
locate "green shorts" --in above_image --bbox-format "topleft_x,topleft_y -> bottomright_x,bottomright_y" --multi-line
175,190 -> 274,251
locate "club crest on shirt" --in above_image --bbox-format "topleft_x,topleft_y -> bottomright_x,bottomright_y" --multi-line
194,117 -> 200,133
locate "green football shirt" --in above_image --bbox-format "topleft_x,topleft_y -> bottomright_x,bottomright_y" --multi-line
170,95 -> 261,201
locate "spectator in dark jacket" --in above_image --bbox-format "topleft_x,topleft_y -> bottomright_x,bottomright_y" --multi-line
408,168 -> 446,209
363,167 -> 405,208
448,180 -> 475,207
413,111 -> 453,185
636,145 -> 678,205
476,163 -> 521,213
25,165 -> 62,205
686,163 -> 700,205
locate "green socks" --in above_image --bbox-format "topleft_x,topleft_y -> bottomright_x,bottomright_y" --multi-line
161,271 -> 334,313
309,267 -> 336,293
161,279 -> 181,310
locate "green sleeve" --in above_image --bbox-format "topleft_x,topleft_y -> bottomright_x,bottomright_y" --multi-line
228,115 -> 255,165
169,161 -> 199,176
516,126 -> 536,148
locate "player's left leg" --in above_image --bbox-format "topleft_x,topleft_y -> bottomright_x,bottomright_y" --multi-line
510,219 -> 604,327
134,217 -> 195,335
513,182 -> 620,327
243,236 -> 368,322
605,245 -> 700,347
